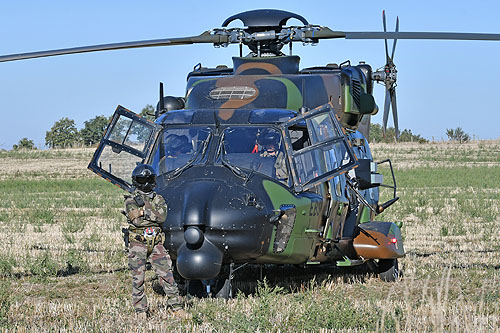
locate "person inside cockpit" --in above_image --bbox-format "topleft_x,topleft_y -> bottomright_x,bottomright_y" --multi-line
257,128 -> 288,181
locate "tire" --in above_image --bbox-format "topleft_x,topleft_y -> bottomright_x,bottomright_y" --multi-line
378,259 -> 400,282
186,280 -> 206,297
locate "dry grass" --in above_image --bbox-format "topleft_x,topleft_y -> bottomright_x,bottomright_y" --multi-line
0,142 -> 499,331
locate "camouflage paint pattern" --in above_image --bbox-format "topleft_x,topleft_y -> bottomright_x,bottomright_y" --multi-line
185,56 -> 377,139
259,180 -> 323,263
87,54 -> 403,274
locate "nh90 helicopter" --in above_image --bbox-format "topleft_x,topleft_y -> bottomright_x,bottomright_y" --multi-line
3,9 -> 500,297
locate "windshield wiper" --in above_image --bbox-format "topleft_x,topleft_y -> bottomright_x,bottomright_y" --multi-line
217,132 -> 248,180
220,147 -> 247,179
167,132 -> 212,180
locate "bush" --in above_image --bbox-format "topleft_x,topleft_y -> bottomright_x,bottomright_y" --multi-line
26,251 -> 58,278
0,255 -> 16,277
369,123 -> 427,143
446,127 -> 470,143
12,138 -> 36,151
0,280 -> 11,326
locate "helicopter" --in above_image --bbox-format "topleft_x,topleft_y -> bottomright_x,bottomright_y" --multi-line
2,9 -> 500,298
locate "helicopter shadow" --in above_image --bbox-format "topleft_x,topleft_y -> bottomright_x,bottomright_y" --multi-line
166,264 -> 376,298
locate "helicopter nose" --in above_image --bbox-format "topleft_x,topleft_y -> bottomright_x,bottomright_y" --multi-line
184,226 -> 204,246
176,239 -> 223,280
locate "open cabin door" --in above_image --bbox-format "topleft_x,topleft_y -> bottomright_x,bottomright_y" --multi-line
280,103 -> 358,193
88,105 -> 162,192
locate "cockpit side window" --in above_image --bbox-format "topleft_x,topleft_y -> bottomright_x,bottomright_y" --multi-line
289,126 -> 310,151
281,104 -> 358,192
219,126 -> 290,184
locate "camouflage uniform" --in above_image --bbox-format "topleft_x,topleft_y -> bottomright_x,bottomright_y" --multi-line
260,150 -> 288,181
125,190 -> 182,313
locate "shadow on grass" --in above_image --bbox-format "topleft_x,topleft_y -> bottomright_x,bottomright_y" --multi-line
173,263 -> 376,298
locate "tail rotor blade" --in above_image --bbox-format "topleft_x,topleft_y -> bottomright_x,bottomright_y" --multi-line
391,89 -> 399,139
383,87 -> 391,136
382,10 -> 390,63
391,16 -> 399,61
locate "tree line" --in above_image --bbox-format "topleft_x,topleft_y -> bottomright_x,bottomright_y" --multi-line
12,105 -> 154,150
12,106 -> 470,150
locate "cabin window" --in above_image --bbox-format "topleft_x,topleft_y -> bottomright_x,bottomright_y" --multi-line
218,126 -> 289,183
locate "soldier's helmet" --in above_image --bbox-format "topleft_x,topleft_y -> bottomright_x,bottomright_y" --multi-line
258,128 -> 280,149
165,134 -> 192,156
132,164 -> 156,192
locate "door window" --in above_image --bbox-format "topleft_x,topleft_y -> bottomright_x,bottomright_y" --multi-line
88,106 -> 162,192
281,104 -> 357,192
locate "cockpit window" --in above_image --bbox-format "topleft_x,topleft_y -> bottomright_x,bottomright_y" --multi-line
281,105 -> 357,191
157,126 -> 212,174
307,113 -> 341,144
218,126 -> 289,183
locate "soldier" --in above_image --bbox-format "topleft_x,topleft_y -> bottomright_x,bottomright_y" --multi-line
125,164 -> 187,319
258,128 -> 289,182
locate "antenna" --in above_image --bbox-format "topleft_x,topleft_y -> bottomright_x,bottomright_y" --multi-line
159,82 -> 165,112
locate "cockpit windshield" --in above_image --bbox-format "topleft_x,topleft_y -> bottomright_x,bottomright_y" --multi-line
218,126 -> 289,183
156,126 -> 212,175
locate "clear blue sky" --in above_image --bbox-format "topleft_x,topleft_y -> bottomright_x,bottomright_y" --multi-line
1,0 -> 500,149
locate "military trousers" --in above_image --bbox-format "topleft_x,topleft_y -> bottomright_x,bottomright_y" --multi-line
128,240 -> 182,313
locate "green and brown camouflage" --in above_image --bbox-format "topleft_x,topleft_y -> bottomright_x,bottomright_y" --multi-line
128,241 -> 182,313
185,56 -> 378,138
89,21 -> 403,285
125,190 -> 167,229
126,191 -> 182,313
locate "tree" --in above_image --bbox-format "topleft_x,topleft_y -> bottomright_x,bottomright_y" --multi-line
80,115 -> 110,146
132,104 -> 156,142
45,117 -> 79,148
12,137 -> 36,150
446,127 -> 470,143
369,123 -> 427,143
139,104 -> 155,122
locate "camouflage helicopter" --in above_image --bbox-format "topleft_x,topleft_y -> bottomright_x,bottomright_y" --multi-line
3,9 -> 500,298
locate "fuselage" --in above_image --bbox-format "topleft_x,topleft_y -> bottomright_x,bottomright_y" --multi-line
145,54 -> 379,280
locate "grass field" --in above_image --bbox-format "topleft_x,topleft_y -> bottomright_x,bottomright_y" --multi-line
0,141 -> 499,331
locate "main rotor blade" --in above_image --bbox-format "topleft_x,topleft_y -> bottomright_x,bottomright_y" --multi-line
303,28 -> 500,41
383,11 -> 389,63
391,89 -> 399,139
0,31 -> 225,63
390,17 -> 399,61
343,31 -> 500,40
383,87 -> 391,136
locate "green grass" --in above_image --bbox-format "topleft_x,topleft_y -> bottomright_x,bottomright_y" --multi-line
0,144 -> 498,331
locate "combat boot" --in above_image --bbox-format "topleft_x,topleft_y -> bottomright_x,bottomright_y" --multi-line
136,311 -> 148,320
169,308 -> 191,319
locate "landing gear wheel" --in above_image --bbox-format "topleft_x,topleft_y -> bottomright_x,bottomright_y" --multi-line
186,280 -> 206,297
378,259 -> 400,282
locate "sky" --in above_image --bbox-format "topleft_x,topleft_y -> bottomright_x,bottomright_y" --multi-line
1,0 -> 500,149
